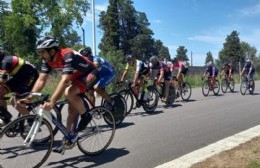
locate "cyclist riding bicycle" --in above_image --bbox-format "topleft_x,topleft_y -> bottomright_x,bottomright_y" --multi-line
0,46 -> 39,126
220,62 -> 234,80
170,57 -> 188,90
120,54 -> 150,99
79,47 -> 115,109
149,55 -> 171,102
202,61 -> 219,90
20,36 -> 99,152
240,59 -> 255,91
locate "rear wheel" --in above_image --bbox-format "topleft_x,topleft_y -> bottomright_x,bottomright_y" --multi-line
166,85 -> 176,105
102,93 -> 127,126
77,107 -> 115,155
202,80 -> 210,96
221,79 -> 228,93
229,78 -> 235,92
142,86 -> 159,113
0,115 -> 53,168
180,82 -> 192,101
249,80 -> 255,94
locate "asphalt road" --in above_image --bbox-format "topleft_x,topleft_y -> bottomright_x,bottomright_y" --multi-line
4,80 -> 260,168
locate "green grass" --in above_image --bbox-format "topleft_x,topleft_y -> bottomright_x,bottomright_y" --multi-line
247,161 -> 260,168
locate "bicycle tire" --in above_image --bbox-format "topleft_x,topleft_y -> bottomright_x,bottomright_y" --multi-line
249,80 -> 255,94
166,85 -> 176,105
118,89 -> 134,115
229,78 -> 235,92
202,80 -> 210,96
213,80 -> 220,95
221,79 -> 228,93
102,93 -> 127,126
180,82 -> 192,101
77,106 -> 115,155
142,86 -> 159,113
0,114 -> 53,168
240,79 -> 247,95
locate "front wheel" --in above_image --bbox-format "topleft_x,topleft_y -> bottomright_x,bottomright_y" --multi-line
240,80 -> 247,95
77,106 -> 115,155
0,115 -> 53,168
142,86 -> 159,113
180,82 -> 192,101
229,78 -> 235,92
118,89 -> 134,115
166,85 -> 176,105
221,79 -> 228,93
202,80 -> 210,96
249,80 -> 255,94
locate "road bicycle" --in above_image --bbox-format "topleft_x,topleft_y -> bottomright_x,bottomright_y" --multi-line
220,75 -> 235,93
0,92 -> 115,168
117,80 -> 159,115
240,75 -> 255,95
0,93 -> 62,141
172,76 -> 192,101
202,76 -> 220,96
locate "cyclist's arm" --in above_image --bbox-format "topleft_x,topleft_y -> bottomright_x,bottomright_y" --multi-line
177,68 -> 181,78
157,70 -> 164,82
240,68 -> 245,76
133,71 -> 139,85
121,69 -> 128,81
31,73 -> 49,92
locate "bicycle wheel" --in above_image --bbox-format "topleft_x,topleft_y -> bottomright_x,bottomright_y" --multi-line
221,79 -> 228,93
77,106 -> 115,155
249,80 -> 255,94
180,82 -> 192,101
202,80 -> 210,96
166,85 -> 176,105
213,80 -> 220,95
0,115 -> 53,168
118,89 -> 134,115
102,93 -> 127,126
142,86 -> 159,113
229,78 -> 235,92
240,80 -> 247,95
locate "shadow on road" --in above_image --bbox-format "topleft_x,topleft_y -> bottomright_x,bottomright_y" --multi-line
47,147 -> 129,168
162,103 -> 182,109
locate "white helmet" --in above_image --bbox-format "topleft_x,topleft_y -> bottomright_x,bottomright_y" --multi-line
206,61 -> 212,66
36,36 -> 59,49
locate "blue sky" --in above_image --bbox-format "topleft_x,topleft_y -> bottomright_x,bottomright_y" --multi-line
81,0 -> 260,66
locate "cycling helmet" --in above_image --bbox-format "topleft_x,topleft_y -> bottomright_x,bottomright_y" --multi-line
126,54 -> 134,62
79,47 -> 92,57
36,36 -> 59,49
206,61 -> 212,66
224,62 -> 228,66
150,56 -> 158,63
171,57 -> 178,63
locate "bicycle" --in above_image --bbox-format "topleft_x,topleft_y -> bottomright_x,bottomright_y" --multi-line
152,79 -> 176,105
240,75 -> 255,95
202,76 -> 220,96
0,92 -> 62,141
117,80 -> 159,115
0,92 -> 116,168
220,75 -> 235,93
172,76 -> 192,101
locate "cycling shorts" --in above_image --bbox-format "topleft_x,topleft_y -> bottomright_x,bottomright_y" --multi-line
96,68 -> 115,88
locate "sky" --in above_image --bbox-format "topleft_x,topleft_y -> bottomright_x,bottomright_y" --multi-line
81,0 -> 260,66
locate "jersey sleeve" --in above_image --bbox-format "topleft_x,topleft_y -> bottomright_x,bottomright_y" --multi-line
40,60 -> 52,74
62,53 -> 75,74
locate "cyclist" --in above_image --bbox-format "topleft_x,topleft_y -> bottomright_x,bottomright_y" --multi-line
220,62 -> 234,80
149,56 -> 171,102
170,57 -> 188,90
120,54 -> 150,99
0,46 -> 39,126
21,36 -> 99,152
202,61 -> 219,90
79,47 -> 115,108
240,59 -> 255,91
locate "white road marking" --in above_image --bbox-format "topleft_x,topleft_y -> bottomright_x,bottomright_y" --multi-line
155,125 -> 260,168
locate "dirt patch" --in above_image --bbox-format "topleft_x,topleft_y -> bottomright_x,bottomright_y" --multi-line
190,136 -> 260,168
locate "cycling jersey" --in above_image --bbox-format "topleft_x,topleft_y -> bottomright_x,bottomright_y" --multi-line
170,61 -> 188,74
0,55 -> 39,93
243,63 -> 255,79
40,48 -> 98,93
93,56 -> 115,87
125,59 -> 149,77
222,65 -> 234,75
150,61 -> 171,80
205,66 -> 219,76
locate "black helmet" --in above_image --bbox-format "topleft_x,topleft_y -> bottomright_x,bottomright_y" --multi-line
171,57 -> 178,63
126,54 -> 134,62
79,47 -> 92,56
36,36 -> 59,49
224,62 -> 228,66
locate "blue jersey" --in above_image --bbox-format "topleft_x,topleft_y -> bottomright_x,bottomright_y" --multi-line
93,56 -> 114,75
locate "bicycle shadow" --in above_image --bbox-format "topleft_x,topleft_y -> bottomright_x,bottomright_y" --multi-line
130,110 -> 164,117
175,99 -> 197,103
46,147 -> 129,168
115,122 -> 135,129
162,103 -> 182,109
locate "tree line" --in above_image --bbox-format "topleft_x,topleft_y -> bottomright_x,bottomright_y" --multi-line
0,0 -> 259,74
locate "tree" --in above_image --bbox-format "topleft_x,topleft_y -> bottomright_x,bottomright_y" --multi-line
175,46 -> 189,62
154,40 -> 171,61
218,31 -> 242,68
205,51 -> 214,65
240,41 -> 257,64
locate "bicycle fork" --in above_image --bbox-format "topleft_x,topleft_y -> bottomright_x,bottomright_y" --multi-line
23,108 -> 52,146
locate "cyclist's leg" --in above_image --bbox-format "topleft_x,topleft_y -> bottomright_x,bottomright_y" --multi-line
163,72 -> 171,101
86,90 -> 96,107
0,84 -> 12,124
